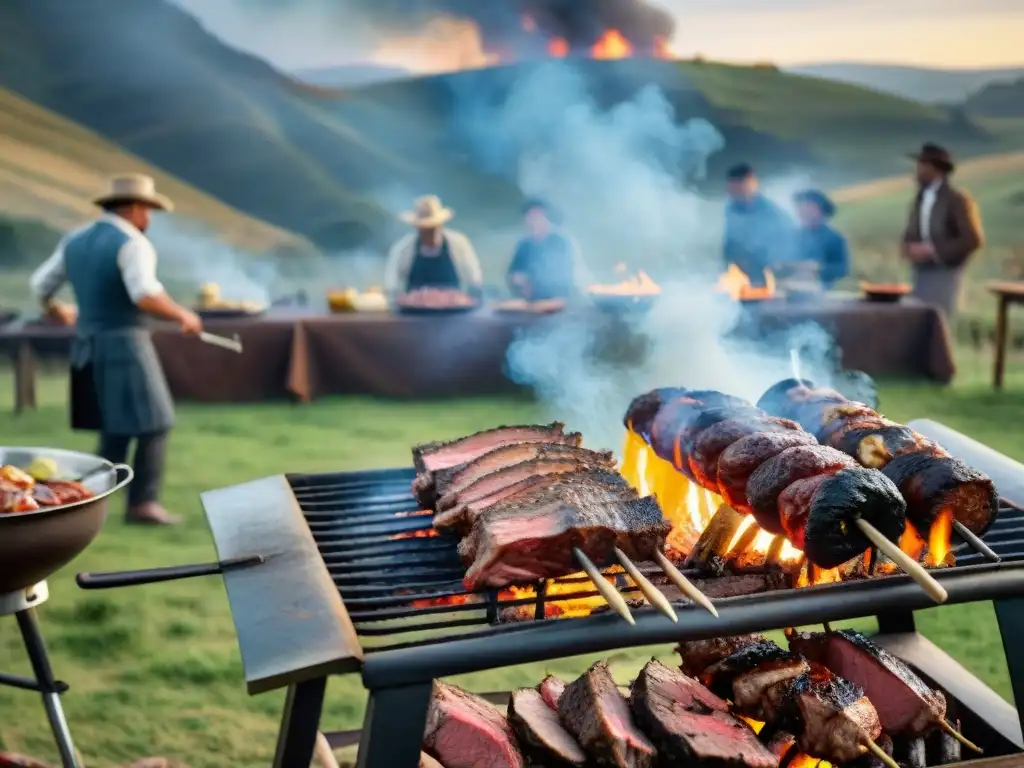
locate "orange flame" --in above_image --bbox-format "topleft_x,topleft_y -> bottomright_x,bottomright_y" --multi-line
592,29 -> 633,59
927,508 -> 954,566
391,527 -> 439,540
548,37 -> 569,58
653,35 -> 673,59
588,267 -> 661,297
716,263 -> 776,301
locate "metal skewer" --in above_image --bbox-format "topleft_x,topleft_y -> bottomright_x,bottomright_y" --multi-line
952,520 -> 999,562
199,331 -> 243,353
854,518 -> 948,604
573,548 -> 634,625
654,550 -> 719,617
613,547 -> 677,623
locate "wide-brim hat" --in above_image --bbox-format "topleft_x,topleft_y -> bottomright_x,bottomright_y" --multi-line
399,195 -> 453,228
908,143 -> 955,173
93,173 -> 174,211
794,189 -> 837,218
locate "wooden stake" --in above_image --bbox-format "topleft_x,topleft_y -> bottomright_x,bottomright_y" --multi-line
614,547 -> 678,622
939,719 -> 983,753
862,737 -> 901,768
314,732 -> 340,768
573,548 -> 635,625
654,551 -> 719,617
854,519 -> 948,604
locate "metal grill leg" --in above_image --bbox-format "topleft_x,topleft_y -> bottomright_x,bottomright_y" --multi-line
356,683 -> 432,768
876,610 -> 916,635
15,608 -> 80,768
273,678 -> 327,768
994,597 -> 1024,737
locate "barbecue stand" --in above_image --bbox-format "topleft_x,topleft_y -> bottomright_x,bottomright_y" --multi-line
76,420 -> 1024,768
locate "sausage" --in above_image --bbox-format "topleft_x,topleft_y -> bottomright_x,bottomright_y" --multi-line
689,415 -> 801,489
648,393 -> 751,476
833,424 -> 946,469
882,453 -> 998,535
624,387 -> 690,439
746,445 -> 860,534
717,431 -> 819,514
676,405 -> 765,476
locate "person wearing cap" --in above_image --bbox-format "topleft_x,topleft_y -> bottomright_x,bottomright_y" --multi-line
29,174 -> 203,526
792,189 -> 850,289
723,163 -> 796,287
901,143 -> 985,321
384,195 -> 483,296
507,199 -> 586,301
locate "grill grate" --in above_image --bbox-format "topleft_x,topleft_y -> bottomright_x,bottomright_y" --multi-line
288,466 -> 1024,652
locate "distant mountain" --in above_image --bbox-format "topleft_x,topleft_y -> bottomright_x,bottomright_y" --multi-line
295,64 -> 413,89
788,63 -> 1024,104
965,78 -> 1024,117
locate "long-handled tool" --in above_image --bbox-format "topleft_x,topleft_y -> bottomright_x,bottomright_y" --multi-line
199,332 -> 243,354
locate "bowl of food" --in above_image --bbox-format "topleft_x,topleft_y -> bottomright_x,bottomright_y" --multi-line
196,283 -> 267,319
326,288 -> 359,314
0,448 -> 133,594
395,288 -> 480,316
860,282 -> 912,304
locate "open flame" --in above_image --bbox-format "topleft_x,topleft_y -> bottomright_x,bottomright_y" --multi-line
740,719 -> 832,768
592,29 -> 633,59
716,263 -> 777,301
588,265 -> 662,296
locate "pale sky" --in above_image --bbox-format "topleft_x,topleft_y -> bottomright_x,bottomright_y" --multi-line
653,0 -> 1024,68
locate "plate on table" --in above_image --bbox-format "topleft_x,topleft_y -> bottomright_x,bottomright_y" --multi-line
196,307 -> 266,321
493,299 -> 566,315
860,282 -> 911,304
396,303 -> 481,317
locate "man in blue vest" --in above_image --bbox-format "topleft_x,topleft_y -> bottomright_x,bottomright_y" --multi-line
30,174 -> 203,525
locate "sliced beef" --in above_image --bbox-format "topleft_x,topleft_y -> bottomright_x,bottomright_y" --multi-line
882,452 -> 998,536
675,635 -> 765,677
435,443 -> 605,503
629,659 -> 778,768
435,472 -> 587,535
791,664 -> 882,765
745,444 -> 860,534
689,415 -> 801,490
437,450 -> 617,511
539,676 -> 567,711
717,432 -> 818,513
508,688 -> 587,767
414,423 -> 570,473
462,488 -> 667,590
788,630 -> 946,738
558,661 -> 657,768
423,680 -> 524,768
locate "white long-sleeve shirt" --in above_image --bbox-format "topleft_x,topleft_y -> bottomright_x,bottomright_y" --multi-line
919,180 -> 943,244
30,213 -> 165,304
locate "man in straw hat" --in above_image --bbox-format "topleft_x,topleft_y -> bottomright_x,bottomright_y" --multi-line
901,143 -> 984,322
384,195 -> 483,296
30,173 -> 203,526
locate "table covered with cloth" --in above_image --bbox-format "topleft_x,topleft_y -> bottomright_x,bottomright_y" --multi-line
0,298 -> 955,413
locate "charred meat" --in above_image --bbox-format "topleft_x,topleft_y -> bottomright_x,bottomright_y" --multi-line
717,432 -> 819,512
792,664 -> 883,764
882,453 -> 998,536
624,387 -> 690,441
423,680 -> 525,768
675,635 -> 766,677
788,629 -> 946,738
558,661 -> 657,768
414,423 -> 572,474
629,659 -> 778,768
690,416 -> 801,489
508,688 -> 587,767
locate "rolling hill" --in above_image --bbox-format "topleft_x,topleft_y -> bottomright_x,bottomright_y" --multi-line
1,0 -> 1022,249
788,63 -> 1024,105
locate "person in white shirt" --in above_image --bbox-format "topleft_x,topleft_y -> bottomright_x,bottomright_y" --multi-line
30,174 -> 203,526
901,143 -> 985,322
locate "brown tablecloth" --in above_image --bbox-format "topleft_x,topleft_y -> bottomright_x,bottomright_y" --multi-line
0,299 -> 956,412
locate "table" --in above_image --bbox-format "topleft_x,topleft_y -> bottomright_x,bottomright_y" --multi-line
1,299 -> 957,414
987,281 -> 1024,390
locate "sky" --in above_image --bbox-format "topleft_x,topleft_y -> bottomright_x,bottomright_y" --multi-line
172,0 -> 1024,71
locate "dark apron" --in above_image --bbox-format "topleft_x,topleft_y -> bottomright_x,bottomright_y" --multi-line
69,328 -> 175,436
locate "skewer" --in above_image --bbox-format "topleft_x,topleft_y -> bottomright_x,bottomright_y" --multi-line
614,547 -> 677,623
653,550 -> 719,617
854,518 -> 948,604
952,520 -> 1000,562
938,719 -> 983,753
862,737 -> 900,768
315,731 -> 341,768
573,548 -> 635,625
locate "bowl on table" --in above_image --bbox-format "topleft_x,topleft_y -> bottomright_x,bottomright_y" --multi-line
860,282 -> 911,304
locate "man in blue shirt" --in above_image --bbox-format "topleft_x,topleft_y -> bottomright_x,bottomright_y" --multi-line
723,164 -> 796,287
507,199 -> 583,300
793,189 -> 850,289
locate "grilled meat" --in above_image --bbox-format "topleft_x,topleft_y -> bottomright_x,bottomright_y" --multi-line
624,387 -> 690,441
676,635 -> 766,677
423,680 -> 525,768
716,432 -> 819,513
559,661 -> 657,768
788,630 -> 947,738
882,453 -> 998,536
746,445 -> 860,534
675,405 -> 767,476
833,424 -> 944,468
763,731 -> 797,761
629,659 -> 778,768
539,675 -> 567,711
414,423 -> 571,474
649,393 -> 752,475
791,664 -> 883,764
461,483 -> 667,590
690,416 -> 801,489
508,688 -> 587,767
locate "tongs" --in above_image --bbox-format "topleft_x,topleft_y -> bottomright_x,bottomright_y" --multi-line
199,332 -> 243,353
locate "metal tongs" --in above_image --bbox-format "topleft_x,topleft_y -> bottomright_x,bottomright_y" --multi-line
199,332 -> 243,354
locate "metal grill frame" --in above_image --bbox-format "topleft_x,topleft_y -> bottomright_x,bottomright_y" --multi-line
197,419 -> 1024,768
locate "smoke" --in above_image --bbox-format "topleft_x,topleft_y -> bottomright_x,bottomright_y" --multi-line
444,60 -> 841,449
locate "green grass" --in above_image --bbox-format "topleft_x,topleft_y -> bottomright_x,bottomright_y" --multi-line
0,360 -> 1022,766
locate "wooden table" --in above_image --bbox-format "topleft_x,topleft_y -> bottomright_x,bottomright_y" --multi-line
987,281 -> 1024,390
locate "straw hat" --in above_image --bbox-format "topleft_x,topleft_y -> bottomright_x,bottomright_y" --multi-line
399,195 -> 453,228
93,173 -> 174,212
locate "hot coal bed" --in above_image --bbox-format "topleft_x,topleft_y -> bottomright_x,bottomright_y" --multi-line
168,412 -> 1024,768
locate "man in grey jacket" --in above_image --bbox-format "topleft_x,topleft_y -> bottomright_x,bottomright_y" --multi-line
30,174 -> 202,526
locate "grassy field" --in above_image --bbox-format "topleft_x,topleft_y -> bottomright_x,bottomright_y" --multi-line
0,359 -> 1021,767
